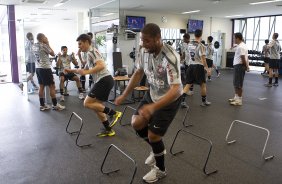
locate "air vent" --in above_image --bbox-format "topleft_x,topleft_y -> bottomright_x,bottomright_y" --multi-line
22,0 -> 47,3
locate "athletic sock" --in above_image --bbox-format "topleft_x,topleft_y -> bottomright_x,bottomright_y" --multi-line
150,140 -> 165,171
190,84 -> 194,91
208,76 -> 211,80
103,107 -> 116,116
216,69 -> 219,74
181,93 -> 187,102
102,120 -> 111,131
60,89 -> 64,95
136,127 -> 149,143
39,98 -> 45,106
269,78 -> 272,84
202,95 -> 207,102
78,87 -> 83,93
52,98 -> 57,106
275,77 -> 278,84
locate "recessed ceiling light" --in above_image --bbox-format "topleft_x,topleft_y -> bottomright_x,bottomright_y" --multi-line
225,14 -> 243,18
181,10 -> 200,14
250,0 -> 282,5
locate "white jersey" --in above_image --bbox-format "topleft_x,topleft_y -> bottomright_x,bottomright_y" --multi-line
25,40 -> 36,63
136,43 -> 182,102
233,42 -> 248,66
33,42 -> 53,69
181,42 -> 192,66
58,54 -> 75,72
268,40 -> 281,59
262,44 -> 270,58
86,46 -> 111,82
189,41 -> 206,65
206,43 -> 214,60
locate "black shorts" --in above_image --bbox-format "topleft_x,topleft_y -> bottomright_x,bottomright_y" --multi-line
59,72 -> 77,81
233,64 -> 246,88
269,59 -> 279,69
206,59 -> 213,68
134,92 -> 181,136
36,68 -> 55,86
26,63 -> 35,73
264,57 -> 270,64
186,64 -> 206,85
88,75 -> 114,101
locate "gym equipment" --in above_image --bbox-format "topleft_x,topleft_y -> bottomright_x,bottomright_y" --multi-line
225,120 -> 274,161
101,144 -> 137,184
66,112 -> 91,148
214,41 -> 220,49
182,106 -> 192,127
170,129 -> 218,175
119,106 -> 136,126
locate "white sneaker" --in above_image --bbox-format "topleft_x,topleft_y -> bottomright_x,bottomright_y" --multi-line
52,103 -> 66,111
40,104 -> 51,111
145,150 -> 166,166
78,93 -> 84,100
228,98 -> 236,102
143,165 -> 167,183
230,100 -> 242,106
60,95 -> 65,102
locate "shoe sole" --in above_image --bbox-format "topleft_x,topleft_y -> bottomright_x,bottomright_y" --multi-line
109,112 -> 122,128
143,174 -> 167,183
96,132 -> 116,137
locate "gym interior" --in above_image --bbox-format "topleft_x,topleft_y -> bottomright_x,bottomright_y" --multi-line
0,0 -> 282,183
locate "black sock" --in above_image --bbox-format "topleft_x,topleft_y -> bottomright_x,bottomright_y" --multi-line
208,76 -> 211,80
182,93 -> 187,102
135,127 -> 149,144
80,76 -> 85,89
52,98 -> 57,106
78,87 -> 83,93
275,77 -> 278,83
103,107 -> 116,116
60,89 -> 64,95
102,120 -> 111,130
150,140 -> 165,171
190,84 -> 193,91
202,96 -> 206,102
269,78 -> 272,84
216,69 -> 219,74
39,98 -> 45,106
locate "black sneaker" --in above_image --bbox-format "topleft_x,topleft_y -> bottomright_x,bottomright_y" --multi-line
273,83 -> 279,86
96,128 -> 115,137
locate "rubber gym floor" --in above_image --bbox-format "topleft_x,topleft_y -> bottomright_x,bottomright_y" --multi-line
0,69 -> 281,184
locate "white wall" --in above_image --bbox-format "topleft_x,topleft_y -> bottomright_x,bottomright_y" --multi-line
29,21 -> 80,55
118,10 -> 233,71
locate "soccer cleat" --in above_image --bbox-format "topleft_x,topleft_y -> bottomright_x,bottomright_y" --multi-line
143,165 -> 167,183
40,104 -> 51,111
200,100 -> 211,107
230,100 -> 242,106
52,103 -> 65,111
180,101 -> 188,108
145,150 -> 166,166
109,111 -> 122,128
96,128 -> 115,137
60,95 -> 65,102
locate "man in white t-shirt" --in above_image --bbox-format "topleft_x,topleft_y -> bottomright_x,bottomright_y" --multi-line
229,32 -> 249,106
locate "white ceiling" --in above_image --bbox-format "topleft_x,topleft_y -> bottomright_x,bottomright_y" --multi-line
1,0 -> 282,27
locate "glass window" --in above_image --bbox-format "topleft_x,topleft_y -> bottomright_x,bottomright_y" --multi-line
275,16 -> 282,38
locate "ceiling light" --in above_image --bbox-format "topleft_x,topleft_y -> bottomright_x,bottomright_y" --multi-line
181,10 -> 200,14
92,0 -> 116,8
225,14 -> 243,18
102,13 -> 115,16
250,0 -> 282,5
54,3 -> 64,7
